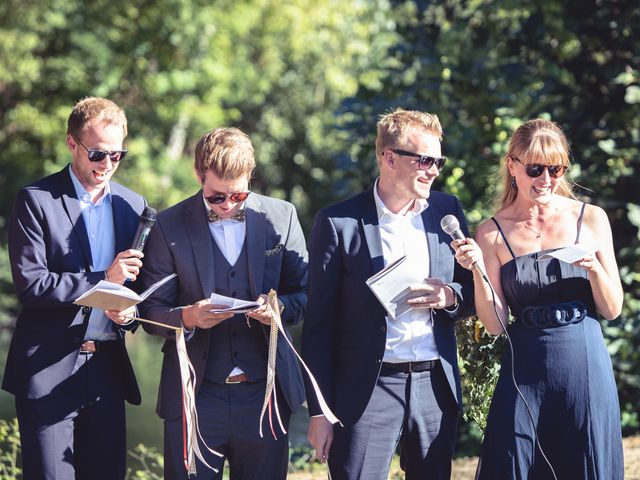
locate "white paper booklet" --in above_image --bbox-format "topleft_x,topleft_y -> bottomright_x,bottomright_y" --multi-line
208,293 -> 260,313
74,273 -> 177,311
536,244 -> 594,263
366,255 -> 425,319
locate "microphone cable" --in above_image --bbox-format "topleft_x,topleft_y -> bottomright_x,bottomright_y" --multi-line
478,271 -> 558,480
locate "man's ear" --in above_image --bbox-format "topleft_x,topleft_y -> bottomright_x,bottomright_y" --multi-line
381,149 -> 395,170
194,168 -> 204,184
66,134 -> 76,153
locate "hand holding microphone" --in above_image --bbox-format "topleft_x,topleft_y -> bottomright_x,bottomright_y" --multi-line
440,214 -> 489,283
105,206 -> 157,284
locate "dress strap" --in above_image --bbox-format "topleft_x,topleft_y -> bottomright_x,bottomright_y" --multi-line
491,217 -> 517,262
575,202 -> 587,244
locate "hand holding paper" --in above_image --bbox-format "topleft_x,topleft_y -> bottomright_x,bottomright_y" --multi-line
536,244 -> 595,264
366,256 -> 429,319
74,273 -> 177,311
208,293 -> 261,313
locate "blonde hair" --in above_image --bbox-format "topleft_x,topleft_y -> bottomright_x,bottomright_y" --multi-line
194,127 -> 255,181
67,97 -> 127,139
496,118 -> 574,210
375,108 -> 443,162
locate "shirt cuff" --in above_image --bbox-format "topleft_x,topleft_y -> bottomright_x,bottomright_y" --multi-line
443,285 -> 459,312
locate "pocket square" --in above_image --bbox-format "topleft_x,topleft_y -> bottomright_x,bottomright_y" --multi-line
265,244 -> 283,256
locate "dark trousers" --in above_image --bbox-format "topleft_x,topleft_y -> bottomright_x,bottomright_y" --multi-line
329,362 -> 458,480
15,347 -> 127,480
164,380 -> 291,480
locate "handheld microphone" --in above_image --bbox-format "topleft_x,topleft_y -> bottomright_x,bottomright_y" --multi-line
440,214 -> 489,282
131,206 -> 157,251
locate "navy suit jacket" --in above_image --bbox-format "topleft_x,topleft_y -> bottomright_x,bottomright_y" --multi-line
139,191 -> 307,420
2,166 -> 145,405
301,187 -> 474,426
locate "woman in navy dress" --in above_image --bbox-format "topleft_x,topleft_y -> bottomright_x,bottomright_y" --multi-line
452,119 -> 624,479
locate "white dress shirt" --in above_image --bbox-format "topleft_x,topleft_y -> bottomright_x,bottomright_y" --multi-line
204,199 -> 247,266
203,196 -> 248,376
373,179 -> 439,362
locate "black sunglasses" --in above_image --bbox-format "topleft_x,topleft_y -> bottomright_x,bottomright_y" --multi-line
513,157 -> 567,178
76,138 -> 127,163
391,149 -> 447,171
205,191 -> 251,205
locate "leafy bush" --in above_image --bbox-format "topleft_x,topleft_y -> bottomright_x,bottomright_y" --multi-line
0,419 -> 20,480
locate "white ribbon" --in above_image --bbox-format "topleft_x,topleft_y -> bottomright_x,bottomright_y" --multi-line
175,328 -> 224,474
260,290 -> 342,429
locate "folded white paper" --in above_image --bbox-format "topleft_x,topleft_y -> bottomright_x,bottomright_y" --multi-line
208,293 -> 260,313
74,273 -> 177,311
536,244 -> 593,264
366,255 -> 425,319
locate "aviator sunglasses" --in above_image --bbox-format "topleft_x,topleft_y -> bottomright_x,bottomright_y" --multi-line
76,138 -> 127,162
205,191 -> 251,205
391,149 -> 447,171
513,157 -> 567,178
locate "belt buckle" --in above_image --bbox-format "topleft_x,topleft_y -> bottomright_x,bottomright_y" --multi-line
225,375 -> 242,384
79,340 -> 97,354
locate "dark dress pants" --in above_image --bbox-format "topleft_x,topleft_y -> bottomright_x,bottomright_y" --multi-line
164,379 -> 291,480
15,345 -> 127,480
329,362 -> 458,480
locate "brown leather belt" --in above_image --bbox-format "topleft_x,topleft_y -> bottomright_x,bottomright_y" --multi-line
79,340 -> 117,354
225,373 -> 249,384
381,360 -> 439,373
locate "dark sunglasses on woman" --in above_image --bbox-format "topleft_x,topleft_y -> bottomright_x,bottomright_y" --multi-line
513,157 -> 567,178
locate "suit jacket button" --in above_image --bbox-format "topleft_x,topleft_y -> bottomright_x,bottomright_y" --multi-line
380,326 -> 386,333
377,359 -> 382,365
81,307 -> 90,315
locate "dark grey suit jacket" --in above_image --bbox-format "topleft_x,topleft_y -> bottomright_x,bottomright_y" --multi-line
2,165 -> 145,405
301,187 -> 474,426
139,191 -> 307,420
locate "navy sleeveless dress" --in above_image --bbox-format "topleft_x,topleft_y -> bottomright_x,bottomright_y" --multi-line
476,206 -> 623,479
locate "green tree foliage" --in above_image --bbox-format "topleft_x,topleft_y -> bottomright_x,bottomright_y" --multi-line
344,0 -> 640,433
0,0 -> 397,234
0,418 -> 20,479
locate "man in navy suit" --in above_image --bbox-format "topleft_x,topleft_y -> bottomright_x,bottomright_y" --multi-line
302,108 -> 475,479
139,127 -> 307,479
3,97 -> 147,479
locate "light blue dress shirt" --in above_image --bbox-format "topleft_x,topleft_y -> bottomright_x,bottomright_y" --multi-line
69,168 -> 117,340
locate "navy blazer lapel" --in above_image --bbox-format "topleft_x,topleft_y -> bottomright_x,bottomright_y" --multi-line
245,196 -> 266,299
111,189 -> 132,255
59,167 -> 93,270
360,187 -> 385,275
422,203 -> 440,278
186,193 -> 216,298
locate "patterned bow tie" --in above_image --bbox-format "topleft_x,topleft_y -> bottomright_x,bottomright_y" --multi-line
208,209 -> 246,223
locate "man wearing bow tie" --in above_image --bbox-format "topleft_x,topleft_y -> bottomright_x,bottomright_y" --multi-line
139,127 -> 307,479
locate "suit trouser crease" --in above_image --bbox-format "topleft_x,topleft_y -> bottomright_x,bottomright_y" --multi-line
16,349 -> 127,480
329,364 -> 458,480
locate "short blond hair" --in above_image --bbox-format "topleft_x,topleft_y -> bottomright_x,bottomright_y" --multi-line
496,118 -> 573,210
375,108 -> 443,161
194,127 -> 255,181
67,97 -> 127,139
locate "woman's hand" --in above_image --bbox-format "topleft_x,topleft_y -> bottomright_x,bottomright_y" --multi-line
451,238 -> 486,273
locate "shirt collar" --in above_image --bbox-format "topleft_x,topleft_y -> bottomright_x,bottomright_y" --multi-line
373,178 -> 428,222
68,165 -> 111,206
